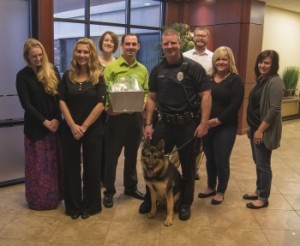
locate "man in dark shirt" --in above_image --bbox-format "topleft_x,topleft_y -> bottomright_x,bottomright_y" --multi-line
139,28 -> 212,221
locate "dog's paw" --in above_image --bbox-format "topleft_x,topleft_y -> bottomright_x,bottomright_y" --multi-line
148,211 -> 156,219
164,216 -> 173,226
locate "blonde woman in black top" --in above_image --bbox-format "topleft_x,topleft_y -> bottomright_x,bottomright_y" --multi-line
59,38 -> 106,219
16,38 -> 63,210
198,46 -> 244,205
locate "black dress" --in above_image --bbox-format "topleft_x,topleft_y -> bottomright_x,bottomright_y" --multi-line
58,72 -> 106,216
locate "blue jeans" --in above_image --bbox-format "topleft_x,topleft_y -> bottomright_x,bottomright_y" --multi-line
249,128 -> 272,201
202,126 -> 237,194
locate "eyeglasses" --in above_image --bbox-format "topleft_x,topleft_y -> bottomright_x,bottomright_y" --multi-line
194,34 -> 208,38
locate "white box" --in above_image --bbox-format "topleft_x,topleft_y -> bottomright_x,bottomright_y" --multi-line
110,90 -> 145,113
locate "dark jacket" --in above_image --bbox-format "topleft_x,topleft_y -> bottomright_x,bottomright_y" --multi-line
16,66 -> 61,142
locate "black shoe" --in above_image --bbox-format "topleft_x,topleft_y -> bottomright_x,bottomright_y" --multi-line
242,194 -> 258,200
211,197 -> 224,205
70,214 -> 80,220
124,189 -> 145,200
103,194 -> 114,208
81,211 -> 90,219
246,201 -> 269,209
139,201 -> 151,214
198,191 -> 216,198
179,206 -> 191,221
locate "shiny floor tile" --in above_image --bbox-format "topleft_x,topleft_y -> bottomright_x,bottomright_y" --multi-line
0,119 -> 300,245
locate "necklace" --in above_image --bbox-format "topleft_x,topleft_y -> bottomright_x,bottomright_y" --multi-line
214,72 -> 230,83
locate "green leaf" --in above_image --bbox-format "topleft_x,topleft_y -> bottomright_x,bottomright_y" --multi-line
282,66 -> 299,90
162,23 -> 195,53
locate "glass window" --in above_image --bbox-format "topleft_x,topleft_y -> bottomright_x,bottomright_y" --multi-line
0,0 -> 29,95
54,0 -> 85,20
53,0 -> 164,73
130,0 -> 162,27
0,0 -> 29,120
90,0 -> 126,24
131,29 -> 161,72
54,22 -> 85,74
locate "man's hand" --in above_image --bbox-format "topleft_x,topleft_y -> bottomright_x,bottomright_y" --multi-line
144,125 -> 153,139
194,122 -> 209,138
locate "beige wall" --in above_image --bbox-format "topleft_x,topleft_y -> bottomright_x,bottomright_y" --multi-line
263,6 -> 300,89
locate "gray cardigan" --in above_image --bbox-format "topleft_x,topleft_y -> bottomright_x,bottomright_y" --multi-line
260,75 -> 284,150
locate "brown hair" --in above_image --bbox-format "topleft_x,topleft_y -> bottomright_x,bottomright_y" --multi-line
121,33 -> 140,44
98,31 -> 119,53
254,50 -> 279,80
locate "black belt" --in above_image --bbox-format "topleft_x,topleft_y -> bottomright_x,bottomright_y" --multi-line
159,112 -> 195,125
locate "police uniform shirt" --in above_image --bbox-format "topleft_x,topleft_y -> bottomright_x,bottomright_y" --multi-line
149,55 -> 210,114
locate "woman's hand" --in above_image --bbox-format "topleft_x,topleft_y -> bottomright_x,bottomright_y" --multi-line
207,117 -> 221,128
253,129 -> 264,145
71,123 -> 84,140
43,119 -> 60,133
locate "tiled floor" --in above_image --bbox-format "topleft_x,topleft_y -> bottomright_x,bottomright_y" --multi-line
1,119 -> 300,246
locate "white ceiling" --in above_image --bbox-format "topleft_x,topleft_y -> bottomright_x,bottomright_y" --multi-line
259,0 -> 300,14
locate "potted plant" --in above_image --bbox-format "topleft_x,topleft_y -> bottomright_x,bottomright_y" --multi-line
162,23 -> 194,53
282,66 -> 299,97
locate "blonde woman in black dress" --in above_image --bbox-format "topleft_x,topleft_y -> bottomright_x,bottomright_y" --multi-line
59,38 -> 106,219
16,38 -> 63,210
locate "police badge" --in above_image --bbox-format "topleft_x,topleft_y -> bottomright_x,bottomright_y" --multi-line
177,72 -> 184,82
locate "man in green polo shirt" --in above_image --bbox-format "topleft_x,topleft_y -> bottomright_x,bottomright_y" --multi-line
102,33 -> 149,208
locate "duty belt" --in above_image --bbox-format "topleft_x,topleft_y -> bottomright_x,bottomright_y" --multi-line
159,112 -> 195,125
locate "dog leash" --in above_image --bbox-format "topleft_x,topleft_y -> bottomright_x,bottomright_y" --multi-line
165,136 -> 196,157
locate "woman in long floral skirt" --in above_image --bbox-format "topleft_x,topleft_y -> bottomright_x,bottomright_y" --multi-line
16,38 -> 63,210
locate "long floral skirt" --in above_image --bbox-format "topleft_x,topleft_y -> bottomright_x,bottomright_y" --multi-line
24,133 -> 63,210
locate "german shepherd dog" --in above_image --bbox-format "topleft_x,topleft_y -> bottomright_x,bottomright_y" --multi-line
141,139 -> 181,226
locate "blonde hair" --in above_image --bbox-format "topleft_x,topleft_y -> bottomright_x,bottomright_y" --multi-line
162,28 -> 181,43
212,46 -> 238,76
23,38 -> 59,95
69,38 -> 102,85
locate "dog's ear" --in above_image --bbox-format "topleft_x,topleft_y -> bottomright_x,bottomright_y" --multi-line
157,139 -> 165,152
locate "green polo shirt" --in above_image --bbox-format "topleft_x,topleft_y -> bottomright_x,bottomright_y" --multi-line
103,55 -> 149,106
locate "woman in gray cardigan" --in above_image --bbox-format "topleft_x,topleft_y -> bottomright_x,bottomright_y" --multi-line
243,50 -> 284,209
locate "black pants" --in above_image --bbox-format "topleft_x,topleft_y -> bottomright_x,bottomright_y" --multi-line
61,122 -> 102,216
104,113 -> 143,195
145,120 -> 199,206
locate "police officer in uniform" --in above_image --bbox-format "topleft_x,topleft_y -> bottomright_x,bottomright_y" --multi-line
139,28 -> 212,221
